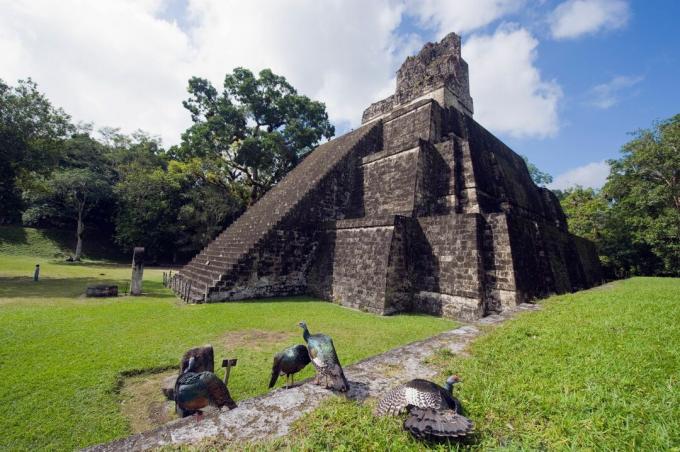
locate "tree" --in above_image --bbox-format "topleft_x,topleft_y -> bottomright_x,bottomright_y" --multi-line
175,68 -> 335,205
114,166 -> 186,262
604,114 -> 680,275
23,168 -> 111,260
560,187 -> 609,243
0,78 -> 72,223
522,155 -> 553,186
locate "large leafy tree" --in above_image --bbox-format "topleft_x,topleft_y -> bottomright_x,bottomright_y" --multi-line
0,78 -> 72,223
175,68 -> 335,204
23,168 -> 111,260
604,114 -> 680,275
114,166 -> 185,262
22,133 -> 115,260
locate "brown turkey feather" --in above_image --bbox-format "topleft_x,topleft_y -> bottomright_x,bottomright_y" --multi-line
403,407 -> 473,439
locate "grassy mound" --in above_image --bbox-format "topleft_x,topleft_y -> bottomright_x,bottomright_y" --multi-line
0,225 -> 124,261
0,253 -> 455,451
254,278 -> 679,451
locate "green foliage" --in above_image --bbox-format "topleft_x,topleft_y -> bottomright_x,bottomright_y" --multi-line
604,114 -> 680,275
175,68 -> 335,204
113,166 -> 185,260
0,78 -> 72,223
0,250 -> 454,451
558,114 -> 680,277
251,278 -> 680,451
521,155 -> 553,186
560,187 -> 609,242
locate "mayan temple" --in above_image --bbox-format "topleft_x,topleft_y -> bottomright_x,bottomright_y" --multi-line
173,32 -> 603,320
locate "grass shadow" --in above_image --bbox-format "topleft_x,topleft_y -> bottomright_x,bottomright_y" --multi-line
0,276 -> 127,298
0,277 -> 173,299
0,226 -> 28,245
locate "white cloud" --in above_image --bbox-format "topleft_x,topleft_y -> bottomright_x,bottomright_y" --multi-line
549,0 -> 630,40
407,0 -> 525,36
549,160 -> 610,190
0,0 -> 194,146
186,0 -> 406,132
0,0 -> 561,145
463,25 -> 562,138
587,74 -> 643,109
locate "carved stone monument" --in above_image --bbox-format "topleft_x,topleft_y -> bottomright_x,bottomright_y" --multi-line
173,32 -> 603,320
130,247 -> 145,296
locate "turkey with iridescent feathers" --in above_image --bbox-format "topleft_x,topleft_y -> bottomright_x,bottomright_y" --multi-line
298,321 -> 349,392
174,356 -> 237,418
375,375 -> 473,440
269,344 -> 311,389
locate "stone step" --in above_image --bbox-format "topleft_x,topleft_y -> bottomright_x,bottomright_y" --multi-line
184,263 -> 226,280
178,269 -> 218,287
193,254 -> 240,266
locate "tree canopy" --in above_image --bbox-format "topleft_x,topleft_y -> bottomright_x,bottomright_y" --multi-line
175,68 -> 335,204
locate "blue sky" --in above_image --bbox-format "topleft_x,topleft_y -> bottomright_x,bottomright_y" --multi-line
2,0 -> 678,189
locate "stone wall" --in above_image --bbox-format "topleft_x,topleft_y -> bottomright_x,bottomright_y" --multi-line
410,214 -> 485,320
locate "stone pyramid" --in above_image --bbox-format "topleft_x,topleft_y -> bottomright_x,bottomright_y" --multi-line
173,32 -> 602,320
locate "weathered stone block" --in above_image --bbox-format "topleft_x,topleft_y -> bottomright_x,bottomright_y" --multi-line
85,285 -> 118,297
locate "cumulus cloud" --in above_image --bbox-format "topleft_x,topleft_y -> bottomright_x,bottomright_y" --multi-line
186,0 -> 406,131
549,0 -> 630,40
587,74 -> 643,109
407,0 -> 525,36
549,160 -> 610,190
463,25 -> 562,138
0,0 -> 562,145
0,0 -> 194,145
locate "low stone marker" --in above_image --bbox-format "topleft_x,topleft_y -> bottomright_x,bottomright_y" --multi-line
221,358 -> 238,385
86,285 -> 119,297
130,247 -> 145,296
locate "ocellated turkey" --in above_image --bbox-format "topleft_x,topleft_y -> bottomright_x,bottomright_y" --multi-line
174,356 -> 237,418
269,344 -> 311,388
375,375 -> 473,440
298,321 -> 349,392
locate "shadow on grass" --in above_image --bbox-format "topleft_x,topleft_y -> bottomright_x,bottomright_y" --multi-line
0,277 -> 175,299
0,226 -> 28,245
51,261 -> 130,269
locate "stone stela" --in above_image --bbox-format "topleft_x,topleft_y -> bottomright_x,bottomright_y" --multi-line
172,32 -> 603,321
130,247 -> 145,296
222,358 -> 237,385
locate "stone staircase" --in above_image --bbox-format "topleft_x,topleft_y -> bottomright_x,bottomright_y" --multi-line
173,123 -> 382,302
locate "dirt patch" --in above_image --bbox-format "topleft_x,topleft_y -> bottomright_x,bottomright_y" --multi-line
119,370 -> 179,433
218,329 -> 295,351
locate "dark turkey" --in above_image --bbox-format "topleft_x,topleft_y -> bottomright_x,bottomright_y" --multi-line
269,344 -> 311,388
298,321 -> 349,392
174,356 -> 237,418
375,375 -> 473,440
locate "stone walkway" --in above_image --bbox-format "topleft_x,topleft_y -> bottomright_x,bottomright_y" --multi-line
87,304 -> 539,451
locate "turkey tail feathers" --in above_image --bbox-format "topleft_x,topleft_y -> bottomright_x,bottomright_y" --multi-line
404,407 -> 473,440
269,355 -> 282,388
330,363 -> 349,392
202,373 -> 237,410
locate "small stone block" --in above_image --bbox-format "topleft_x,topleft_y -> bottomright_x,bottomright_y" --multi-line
86,284 -> 118,297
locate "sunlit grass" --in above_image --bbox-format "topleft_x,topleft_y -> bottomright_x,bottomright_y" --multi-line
0,253 -> 455,451
248,278 -> 680,451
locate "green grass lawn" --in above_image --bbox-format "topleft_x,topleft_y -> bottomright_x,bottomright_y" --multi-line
252,277 -> 680,451
0,254 -> 455,451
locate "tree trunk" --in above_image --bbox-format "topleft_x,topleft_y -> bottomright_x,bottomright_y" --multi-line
74,204 -> 84,261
